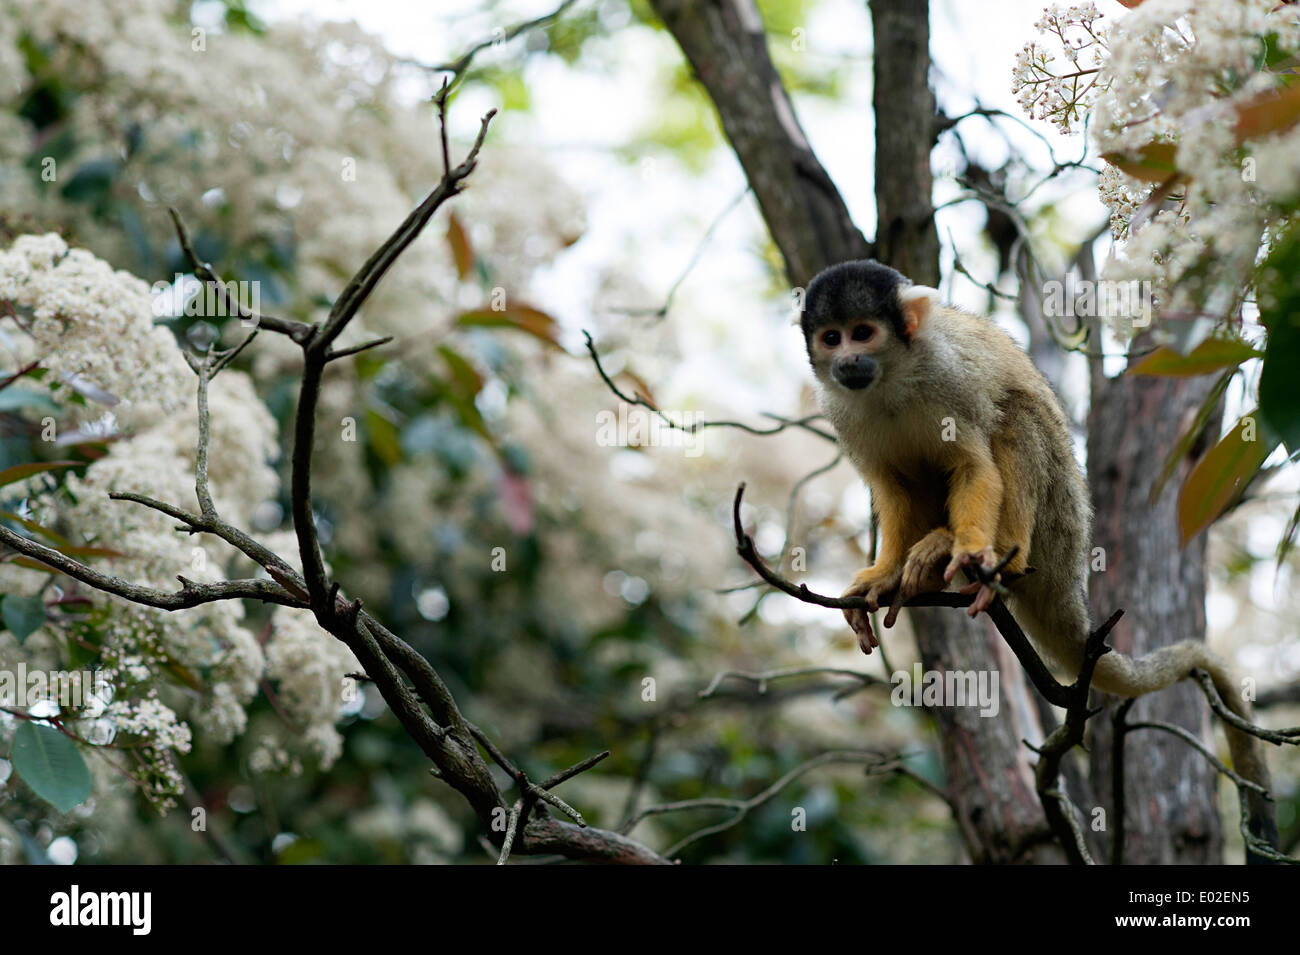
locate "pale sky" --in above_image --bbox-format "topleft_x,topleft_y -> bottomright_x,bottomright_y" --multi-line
255,0 -> 1110,415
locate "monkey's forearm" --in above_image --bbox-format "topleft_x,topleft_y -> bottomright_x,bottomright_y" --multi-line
946,452 -> 1003,556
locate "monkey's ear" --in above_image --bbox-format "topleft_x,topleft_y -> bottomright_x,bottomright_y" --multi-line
897,285 -> 939,340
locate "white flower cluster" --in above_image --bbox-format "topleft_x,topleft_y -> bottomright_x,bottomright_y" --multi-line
1096,163 -> 1158,241
1094,0 -> 1300,325
1,0 -> 587,826
0,236 -> 357,806
2,0 -> 459,363
0,233 -> 190,423
1011,3 -> 1107,134
263,609 -> 360,769
1018,1 -> 1300,332
1093,0 -> 1300,154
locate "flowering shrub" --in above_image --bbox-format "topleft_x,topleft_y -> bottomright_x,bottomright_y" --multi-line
1014,0 -> 1300,546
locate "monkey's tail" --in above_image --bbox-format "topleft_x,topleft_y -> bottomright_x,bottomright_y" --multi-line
1013,588 -> 1279,863
1091,644 -> 1278,863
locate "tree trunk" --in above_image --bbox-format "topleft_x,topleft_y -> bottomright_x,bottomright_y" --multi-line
651,0 -> 1063,864
1085,361 -> 1224,863
647,0 -> 871,287
870,0 -> 1061,864
870,0 -> 940,289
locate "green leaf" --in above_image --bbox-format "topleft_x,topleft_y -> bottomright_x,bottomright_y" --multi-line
2,594 -> 46,643
1257,227 -> 1300,453
1277,496 -> 1300,568
276,837 -> 325,864
364,410 -> 402,467
0,511 -> 70,547
0,387 -> 60,414
438,345 -> 484,398
55,545 -> 126,560
437,346 -> 491,441
60,157 -> 123,203
10,721 -> 93,813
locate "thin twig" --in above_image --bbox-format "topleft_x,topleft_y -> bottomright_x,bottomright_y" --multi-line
584,331 -> 838,443
426,0 -> 581,85
1191,669 -> 1300,746
699,666 -> 884,699
608,188 -> 751,319
626,750 -> 897,858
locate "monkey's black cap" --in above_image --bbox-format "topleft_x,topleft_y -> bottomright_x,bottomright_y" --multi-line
801,260 -> 912,344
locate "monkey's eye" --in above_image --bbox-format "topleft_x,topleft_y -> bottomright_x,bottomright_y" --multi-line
851,324 -> 874,342
821,330 -> 841,348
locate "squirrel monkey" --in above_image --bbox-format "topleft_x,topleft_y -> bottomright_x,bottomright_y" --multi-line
800,260 -> 1275,852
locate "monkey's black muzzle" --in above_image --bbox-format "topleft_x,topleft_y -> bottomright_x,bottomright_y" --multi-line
831,354 -> 878,391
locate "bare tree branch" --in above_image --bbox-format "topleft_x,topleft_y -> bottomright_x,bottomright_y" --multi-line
0,525 -> 303,610
14,100 -> 671,867
625,749 -> 901,858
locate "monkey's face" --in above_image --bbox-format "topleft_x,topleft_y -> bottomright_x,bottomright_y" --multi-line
801,260 -> 913,393
800,260 -> 933,401
806,318 -> 903,393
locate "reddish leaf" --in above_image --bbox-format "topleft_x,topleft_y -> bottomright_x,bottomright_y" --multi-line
1128,338 -> 1262,377
1178,414 -> 1276,545
499,470 -> 534,536
447,212 -> 474,280
1234,82 -> 1300,142
456,306 -> 564,349
10,557 -> 60,573
160,658 -> 201,692
621,369 -> 657,406
1102,142 -> 1177,183
0,460 -> 79,489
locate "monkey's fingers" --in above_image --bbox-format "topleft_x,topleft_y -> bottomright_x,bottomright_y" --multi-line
960,581 -> 997,617
844,607 -> 877,654
942,551 -> 974,584
883,586 -> 908,629
854,613 -> 878,655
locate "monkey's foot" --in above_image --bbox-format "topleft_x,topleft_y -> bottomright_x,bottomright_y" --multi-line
944,545 -> 999,618
841,564 -> 903,654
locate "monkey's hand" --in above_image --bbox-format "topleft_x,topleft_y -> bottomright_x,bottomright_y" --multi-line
841,563 -> 903,654
943,541 -> 999,617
